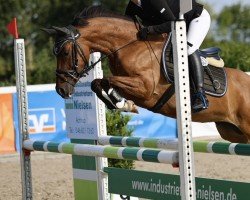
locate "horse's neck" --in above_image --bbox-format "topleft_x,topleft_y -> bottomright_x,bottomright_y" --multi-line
80,18 -> 137,54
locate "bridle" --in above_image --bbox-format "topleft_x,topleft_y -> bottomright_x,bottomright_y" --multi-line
54,25 -> 92,86
54,25 -> 138,86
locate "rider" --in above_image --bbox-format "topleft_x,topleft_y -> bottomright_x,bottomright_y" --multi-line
125,0 -> 211,112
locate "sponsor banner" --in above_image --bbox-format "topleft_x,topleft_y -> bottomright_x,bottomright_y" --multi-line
128,108 -> 177,139
192,122 -> 220,138
65,72 -> 99,140
105,167 -> 249,200
0,94 -> 15,154
13,90 -> 68,152
128,108 -> 219,139
29,108 -> 56,134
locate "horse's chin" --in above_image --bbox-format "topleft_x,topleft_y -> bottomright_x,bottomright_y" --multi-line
62,94 -> 72,99
55,84 -> 75,99
57,91 -> 73,99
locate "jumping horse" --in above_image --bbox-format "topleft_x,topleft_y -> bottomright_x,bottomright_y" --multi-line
43,6 -> 250,143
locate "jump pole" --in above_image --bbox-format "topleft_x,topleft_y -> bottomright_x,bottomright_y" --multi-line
23,140 -> 179,165
14,38 -> 33,199
172,0 -> 196,199
98,136 -> 250,156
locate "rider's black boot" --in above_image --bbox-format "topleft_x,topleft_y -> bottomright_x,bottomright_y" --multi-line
189,50 -> 209,113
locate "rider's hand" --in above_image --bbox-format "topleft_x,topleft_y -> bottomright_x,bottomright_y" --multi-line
137,27 -> 149,40
137,26 -> 157,40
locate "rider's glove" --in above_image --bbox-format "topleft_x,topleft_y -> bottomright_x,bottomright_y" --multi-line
137,26 -> 156,40
137,27 -> 149,40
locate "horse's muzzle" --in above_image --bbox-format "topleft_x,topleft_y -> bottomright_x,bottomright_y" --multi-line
56,85 -> 75,99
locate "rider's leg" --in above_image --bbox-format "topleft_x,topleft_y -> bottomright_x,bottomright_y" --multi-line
187,9 -> 211,55
187,9 -> 211,112
189,50 -> 209,111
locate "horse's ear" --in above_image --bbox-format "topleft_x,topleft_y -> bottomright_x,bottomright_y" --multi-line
51,26 -> 71,35
40,28 -> 57,36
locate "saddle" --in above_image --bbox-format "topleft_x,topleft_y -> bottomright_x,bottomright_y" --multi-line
162,36 -> 227,97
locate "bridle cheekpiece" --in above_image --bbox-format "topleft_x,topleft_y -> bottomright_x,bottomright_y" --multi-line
54,25 -> 96,86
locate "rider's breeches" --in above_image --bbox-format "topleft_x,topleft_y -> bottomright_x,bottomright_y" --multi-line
187,9 -> 211,55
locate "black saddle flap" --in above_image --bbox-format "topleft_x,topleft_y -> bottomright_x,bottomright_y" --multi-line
162,38 -> 227,97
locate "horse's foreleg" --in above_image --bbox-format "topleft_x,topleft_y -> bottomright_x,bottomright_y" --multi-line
91,79 -> 138,113
91,79 -> 116,109
100,78 -> 138,113
107,76 -> 154,100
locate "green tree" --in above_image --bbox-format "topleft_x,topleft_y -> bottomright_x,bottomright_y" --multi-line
201,3 -> 250,71
101,0 -> 129,14
0,0 -> 129,86
2,1 -> 249,84
106,110 -> 134,169
202,38 -> 250,71
217,3 -> 250,42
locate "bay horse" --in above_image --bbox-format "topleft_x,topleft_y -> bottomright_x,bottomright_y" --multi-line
43,6 -> 250,143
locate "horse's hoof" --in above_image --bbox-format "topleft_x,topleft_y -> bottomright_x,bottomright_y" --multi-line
125,100 -> 138,113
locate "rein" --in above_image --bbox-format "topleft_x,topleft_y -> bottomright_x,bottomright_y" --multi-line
134,16 -> 161,68
79,38 -> 138,77
54,25 -> 138,85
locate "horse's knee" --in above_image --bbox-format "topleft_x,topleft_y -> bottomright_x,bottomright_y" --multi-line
91,79 -> 116,109
91,79 -> 102,93
100,78 -> 111,93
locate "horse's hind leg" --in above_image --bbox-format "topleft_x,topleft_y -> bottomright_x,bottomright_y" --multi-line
215,122 -> 248,143
237,119 -> 250,143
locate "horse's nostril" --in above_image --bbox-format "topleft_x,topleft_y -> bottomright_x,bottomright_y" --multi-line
57,87 -> 65,97
56,85 -> 74,99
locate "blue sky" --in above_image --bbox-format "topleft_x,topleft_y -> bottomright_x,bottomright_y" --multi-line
201,0 -> 250,12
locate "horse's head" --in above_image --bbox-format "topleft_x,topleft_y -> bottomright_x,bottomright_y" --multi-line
42,25 -> 90,99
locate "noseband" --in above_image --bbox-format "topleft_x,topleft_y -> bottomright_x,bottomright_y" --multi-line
54,25 -> 95,86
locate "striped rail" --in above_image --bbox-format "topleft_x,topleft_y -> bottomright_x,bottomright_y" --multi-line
194,141 -> 250,156
98,136 -> 250,156
98,136 -> 178,149
23,140 -> 178,164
